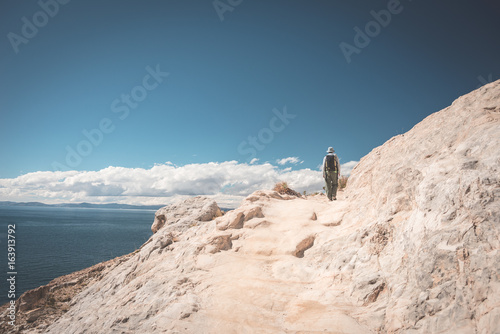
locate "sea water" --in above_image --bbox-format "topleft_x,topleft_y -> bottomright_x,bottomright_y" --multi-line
0,206 -> 154,305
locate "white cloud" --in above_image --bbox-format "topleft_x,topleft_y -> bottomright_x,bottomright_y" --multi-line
340,161 -> 359,176
0,160 -> 361,208
276,157 -> 303,165
1,159 -> 363,208
0,162 -> 315,208
0,159 -> 363,208
249,158 -> 259,164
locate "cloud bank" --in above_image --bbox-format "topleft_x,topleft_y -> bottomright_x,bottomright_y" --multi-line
0,160 -> 358,208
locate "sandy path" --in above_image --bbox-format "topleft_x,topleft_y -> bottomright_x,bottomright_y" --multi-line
196,194 -> 371,333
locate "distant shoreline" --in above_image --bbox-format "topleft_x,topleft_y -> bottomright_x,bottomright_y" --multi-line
0,201 -> 163,211
0,201 -> 236,212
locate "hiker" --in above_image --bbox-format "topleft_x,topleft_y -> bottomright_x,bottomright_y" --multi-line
323,147 -> 340,201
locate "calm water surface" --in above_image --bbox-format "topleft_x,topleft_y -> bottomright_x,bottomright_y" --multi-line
0,206 -> 154,305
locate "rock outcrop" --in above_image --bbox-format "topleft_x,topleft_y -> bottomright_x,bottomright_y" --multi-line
3,80 -> 499,333
151,196 -> 223,233
0,252 -> 134,333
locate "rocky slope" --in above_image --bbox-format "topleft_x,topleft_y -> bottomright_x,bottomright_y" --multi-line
3,80 -> 499,333
0,253 -> 134,333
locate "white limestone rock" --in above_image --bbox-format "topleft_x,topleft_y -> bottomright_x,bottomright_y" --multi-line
151,196 -> 222,233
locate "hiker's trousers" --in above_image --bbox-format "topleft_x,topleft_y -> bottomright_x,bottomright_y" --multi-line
324,171 -> 338,200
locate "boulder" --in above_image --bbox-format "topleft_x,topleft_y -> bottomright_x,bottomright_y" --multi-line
152,196 -> 222,233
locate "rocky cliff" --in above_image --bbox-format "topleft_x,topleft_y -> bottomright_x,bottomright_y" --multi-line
2,80 -> 499,333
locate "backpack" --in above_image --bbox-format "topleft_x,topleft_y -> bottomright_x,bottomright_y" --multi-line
325,154 -> 338,172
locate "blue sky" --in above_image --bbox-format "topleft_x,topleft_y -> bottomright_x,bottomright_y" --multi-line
1,0 -> 499,205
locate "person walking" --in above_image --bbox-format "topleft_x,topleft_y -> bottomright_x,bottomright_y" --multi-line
323,147 -> 340,201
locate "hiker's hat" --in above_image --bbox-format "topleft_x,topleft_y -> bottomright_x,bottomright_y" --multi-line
327,147 -> 334,153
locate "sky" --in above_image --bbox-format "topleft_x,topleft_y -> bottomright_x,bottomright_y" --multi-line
1,0 -> 499,206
